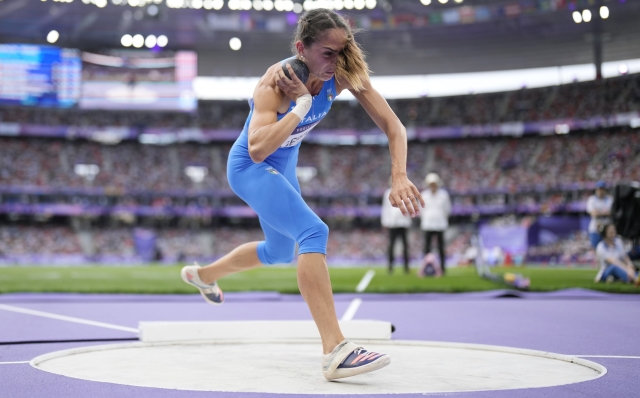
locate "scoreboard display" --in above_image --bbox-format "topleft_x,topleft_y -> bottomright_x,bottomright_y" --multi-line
0,44 -> 81,108
79,50 -> 197,112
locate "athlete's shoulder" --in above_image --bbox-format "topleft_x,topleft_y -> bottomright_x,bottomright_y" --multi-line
254,64 -> 280,95
252,63 -> 287,109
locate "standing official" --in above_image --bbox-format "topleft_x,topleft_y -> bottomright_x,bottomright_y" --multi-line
586,180 -> 612,249
382,179 -> 413,274
420,173 -> 451,274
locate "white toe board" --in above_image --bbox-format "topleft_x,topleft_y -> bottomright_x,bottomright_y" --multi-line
139,320 -> 393,342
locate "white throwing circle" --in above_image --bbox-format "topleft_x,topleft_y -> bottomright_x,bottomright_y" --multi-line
31,339 -> 605,394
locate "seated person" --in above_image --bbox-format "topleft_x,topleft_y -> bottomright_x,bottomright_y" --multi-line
628,243 -> 640,271
594,223 -> 638,285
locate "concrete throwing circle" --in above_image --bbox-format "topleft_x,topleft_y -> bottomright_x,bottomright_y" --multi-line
31,340 -> 605,394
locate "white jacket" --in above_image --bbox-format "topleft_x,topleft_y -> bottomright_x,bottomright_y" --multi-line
586,194 -> 612,233
381,188 -> 412,228
420,188 -> 451,231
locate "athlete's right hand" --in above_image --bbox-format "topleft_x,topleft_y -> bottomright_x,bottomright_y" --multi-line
275,63 -> 310,102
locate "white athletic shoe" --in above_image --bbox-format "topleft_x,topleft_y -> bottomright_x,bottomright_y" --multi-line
181,263 -> 224,306
322,339 -> 390,381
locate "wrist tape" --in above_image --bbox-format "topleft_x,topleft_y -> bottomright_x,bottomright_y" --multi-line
290,94 -> 312,121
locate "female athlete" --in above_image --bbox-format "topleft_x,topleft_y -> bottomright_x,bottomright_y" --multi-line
182,8 -> 425,380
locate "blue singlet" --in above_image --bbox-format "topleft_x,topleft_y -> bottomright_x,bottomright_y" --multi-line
227,70 -> 337,264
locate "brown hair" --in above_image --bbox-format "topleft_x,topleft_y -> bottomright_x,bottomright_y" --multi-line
291,9 -> 371,92
599,222 -> 615,238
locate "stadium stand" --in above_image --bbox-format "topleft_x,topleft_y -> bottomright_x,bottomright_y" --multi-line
1,74 -> 639,265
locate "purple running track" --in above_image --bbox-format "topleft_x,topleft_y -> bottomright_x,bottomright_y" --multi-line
1,290 -> 639,398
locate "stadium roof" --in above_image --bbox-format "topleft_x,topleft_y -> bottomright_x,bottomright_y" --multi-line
0,0 -> 639,74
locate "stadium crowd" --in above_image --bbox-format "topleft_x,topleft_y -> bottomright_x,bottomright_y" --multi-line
0,222 -> 598,267
0,225 -> 476,266
1,74 -> 638,267
0,226 -> 82,256
1,129 -> 638,197
526,231 -> 594,264
91,228 -> 136,258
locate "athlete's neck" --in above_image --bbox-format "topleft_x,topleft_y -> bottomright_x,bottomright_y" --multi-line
306,75 -> 325,96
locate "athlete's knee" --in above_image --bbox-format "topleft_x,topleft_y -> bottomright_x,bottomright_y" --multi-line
258,241 -> 295,264
297,219 -> 329,254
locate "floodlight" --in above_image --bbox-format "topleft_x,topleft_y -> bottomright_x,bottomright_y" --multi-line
599,6 -> 609,19
145,35 -> 156,48
121,34 -> 133,47
46,30 -> 59,44
132,34 -> 144,48
157,35 -> 168,47
572,11 -> 582,23
229,37 -> 242,51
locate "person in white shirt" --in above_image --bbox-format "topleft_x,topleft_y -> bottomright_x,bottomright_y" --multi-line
586,181 -> 612,249
382,179 -> 413,274
595,223 -> 638,285
420,173 -> 451,274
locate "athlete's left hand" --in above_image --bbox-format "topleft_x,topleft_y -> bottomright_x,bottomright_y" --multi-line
389,176 -> 425,218
275,63 -> 310,103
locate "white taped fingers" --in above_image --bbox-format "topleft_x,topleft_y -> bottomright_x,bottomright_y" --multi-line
290,94 -> 312,121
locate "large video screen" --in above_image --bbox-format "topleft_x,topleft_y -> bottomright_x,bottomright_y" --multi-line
0,44 -> 81,108
79,50 -> 197,112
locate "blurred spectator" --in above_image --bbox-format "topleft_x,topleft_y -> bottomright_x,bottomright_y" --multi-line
0,226 -> 81,255
420,173 -> 451,274
92,228 -> 135,257
594,223 -> 638,284
381,179 -> 412,274
526,231 -> 594,264
586,181 -> 612,249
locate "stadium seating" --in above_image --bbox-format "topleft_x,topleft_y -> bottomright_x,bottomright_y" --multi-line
1,74 -> 639,265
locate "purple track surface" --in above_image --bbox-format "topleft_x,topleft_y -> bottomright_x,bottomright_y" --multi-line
1,290 -> 639,398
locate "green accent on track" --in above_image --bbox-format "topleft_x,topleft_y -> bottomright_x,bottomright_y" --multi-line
0,266 -> 638,294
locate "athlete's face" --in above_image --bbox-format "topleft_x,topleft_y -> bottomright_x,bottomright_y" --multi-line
298,28 -> 348,81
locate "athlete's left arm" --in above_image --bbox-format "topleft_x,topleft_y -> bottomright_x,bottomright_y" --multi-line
347,79 -> 425,217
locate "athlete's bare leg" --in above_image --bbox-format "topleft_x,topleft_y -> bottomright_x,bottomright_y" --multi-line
297,252 -> 345,354
197,242 -> 262,284
199,245 -> 344,354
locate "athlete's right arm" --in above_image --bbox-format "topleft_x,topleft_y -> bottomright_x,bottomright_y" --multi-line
247,65 -> 309,163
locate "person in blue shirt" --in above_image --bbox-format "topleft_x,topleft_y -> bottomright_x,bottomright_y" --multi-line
181,9 -> 425,380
